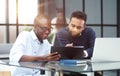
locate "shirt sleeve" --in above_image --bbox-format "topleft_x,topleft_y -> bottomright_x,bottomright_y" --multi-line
54,29 -> 70,47
9,31 -> 28,62
43,40 -> 51,54
85,28 -> 96,59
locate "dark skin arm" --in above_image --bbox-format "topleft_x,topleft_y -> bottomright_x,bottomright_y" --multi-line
20,52 -> 61,62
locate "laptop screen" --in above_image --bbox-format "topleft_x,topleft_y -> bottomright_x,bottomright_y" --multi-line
51,46 -> 84,60
92,38 -> 120,62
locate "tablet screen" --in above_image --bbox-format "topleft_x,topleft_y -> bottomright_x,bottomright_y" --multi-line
51,46 -> 84,59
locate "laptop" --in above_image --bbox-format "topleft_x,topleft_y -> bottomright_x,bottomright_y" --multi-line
51,46 -> 84,60
92,38 -> 120,62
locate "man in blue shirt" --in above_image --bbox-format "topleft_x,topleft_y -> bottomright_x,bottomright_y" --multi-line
54,11 -> 96,59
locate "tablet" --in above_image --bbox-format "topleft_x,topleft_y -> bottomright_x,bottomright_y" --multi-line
51,46 -> 84,59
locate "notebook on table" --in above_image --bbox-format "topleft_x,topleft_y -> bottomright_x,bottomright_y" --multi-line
51,46 -> 84,60
91,38 -> 120,62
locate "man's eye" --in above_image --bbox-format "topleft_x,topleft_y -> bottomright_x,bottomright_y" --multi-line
71,24 -> 75,27
77,26 -> 82,29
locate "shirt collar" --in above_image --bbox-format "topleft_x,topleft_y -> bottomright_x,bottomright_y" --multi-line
30,30 -> 43,44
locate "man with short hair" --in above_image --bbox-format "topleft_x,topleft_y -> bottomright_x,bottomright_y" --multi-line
54,11 -> 96,76
54,11 -> 96,59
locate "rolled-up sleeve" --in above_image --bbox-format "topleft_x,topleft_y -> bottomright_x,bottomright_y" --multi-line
9,32 -> 27,62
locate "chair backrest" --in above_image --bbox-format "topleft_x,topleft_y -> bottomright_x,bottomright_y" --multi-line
0,44 -> 13,59
92,38 -> 120,62
0,44 -> 13,54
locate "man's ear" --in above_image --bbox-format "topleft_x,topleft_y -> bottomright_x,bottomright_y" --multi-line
84,23 -> 86,28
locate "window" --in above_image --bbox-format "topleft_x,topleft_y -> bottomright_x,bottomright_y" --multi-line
0,0 -> 37,43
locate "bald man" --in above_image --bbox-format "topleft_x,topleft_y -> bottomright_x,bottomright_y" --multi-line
9,15 -> 60,76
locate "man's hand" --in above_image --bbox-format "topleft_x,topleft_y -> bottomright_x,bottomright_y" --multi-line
41,52 -> 61,61
20,52 -> 61,62
83,50 -> 88,58
65,43 -> 73,47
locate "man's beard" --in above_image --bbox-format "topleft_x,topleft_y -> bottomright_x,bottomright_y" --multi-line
70,31 -> 80,37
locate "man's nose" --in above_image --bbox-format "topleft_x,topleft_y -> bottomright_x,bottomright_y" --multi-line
73,27 -> 78,32
45,30 -> 50,34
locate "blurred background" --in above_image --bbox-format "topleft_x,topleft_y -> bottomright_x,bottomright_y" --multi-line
0,0 -> 120,43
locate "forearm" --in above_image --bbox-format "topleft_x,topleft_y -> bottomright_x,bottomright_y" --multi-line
19,52 -> 60,62
19,55 -> 45,62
